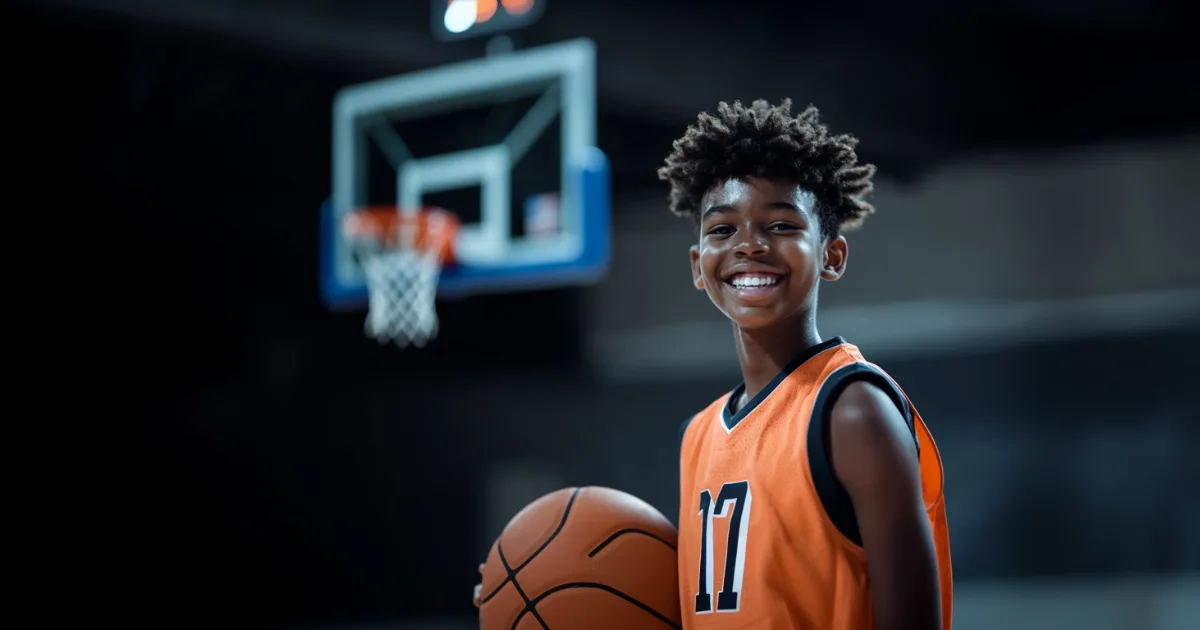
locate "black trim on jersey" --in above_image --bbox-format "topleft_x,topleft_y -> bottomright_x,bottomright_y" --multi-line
721,337 -> 846,432
679,415 -> 696,447
806,363 -> 917,546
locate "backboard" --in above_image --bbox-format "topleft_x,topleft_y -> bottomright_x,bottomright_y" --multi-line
320,38 -> 610,309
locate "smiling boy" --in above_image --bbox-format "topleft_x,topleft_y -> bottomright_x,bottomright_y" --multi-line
660,100 -> 953,630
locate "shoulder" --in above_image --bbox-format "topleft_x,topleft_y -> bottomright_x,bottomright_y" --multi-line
828,380 -> 918,465
826,375 -> 923,513
805,361 -> 919,545
679,414 -> 697,446
830,379 -> 908,436
814,362 -> 916,451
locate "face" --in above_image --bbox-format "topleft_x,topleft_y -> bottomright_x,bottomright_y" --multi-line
689,176 -> 847,331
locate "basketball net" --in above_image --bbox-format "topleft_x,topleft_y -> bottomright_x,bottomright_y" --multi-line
346,208 -> 458,348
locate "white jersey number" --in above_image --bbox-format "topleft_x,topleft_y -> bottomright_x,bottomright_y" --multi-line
694,480 -> 752,614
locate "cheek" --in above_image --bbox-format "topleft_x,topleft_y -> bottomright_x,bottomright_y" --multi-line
784,240 -> 821,279
697,245 -> 722,276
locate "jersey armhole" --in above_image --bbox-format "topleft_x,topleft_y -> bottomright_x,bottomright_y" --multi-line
679,414 -> 696,450
806,363 -> 917,546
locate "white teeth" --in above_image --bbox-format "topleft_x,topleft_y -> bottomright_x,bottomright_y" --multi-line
731,275 -> 779,288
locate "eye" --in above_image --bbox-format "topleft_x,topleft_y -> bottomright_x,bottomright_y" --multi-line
769,222 -> 801,233
706,224 -> 734,237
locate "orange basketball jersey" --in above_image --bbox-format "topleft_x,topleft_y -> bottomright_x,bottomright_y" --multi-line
677,337 -> 952,630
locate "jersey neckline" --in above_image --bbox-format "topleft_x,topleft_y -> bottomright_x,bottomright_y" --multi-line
721,336 -> 847,432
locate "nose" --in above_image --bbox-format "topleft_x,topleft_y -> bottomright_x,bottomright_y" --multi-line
732,230 -> 769,258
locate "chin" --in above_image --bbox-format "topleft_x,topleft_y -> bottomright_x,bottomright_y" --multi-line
725,307 -> 790,331
723,297 -> 815,331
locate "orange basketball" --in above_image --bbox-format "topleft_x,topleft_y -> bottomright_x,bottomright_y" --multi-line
478,486 -> 681,630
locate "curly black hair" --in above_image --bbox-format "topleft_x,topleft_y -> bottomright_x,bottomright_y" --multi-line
657,99 -> 877,240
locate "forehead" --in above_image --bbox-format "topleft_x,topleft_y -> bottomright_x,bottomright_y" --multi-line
702,176 -> 816,215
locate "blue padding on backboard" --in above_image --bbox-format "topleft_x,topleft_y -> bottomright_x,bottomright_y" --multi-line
320,146 -> 611,308
318,197 -> 363,308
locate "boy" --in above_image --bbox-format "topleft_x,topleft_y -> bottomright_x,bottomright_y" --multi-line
662,100 -> 952,630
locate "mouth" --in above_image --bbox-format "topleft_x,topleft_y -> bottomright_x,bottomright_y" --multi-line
724,272 -> 784,300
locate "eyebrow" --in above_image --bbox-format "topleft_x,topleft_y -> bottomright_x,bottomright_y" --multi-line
701,201 -> 803,221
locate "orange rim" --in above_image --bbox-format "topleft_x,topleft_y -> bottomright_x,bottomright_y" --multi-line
343,206 -> 459,263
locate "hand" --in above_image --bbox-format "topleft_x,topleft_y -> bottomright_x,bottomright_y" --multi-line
472,563 -> 484,608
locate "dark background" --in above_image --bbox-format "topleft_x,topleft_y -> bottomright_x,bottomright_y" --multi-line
20,1 -> 1198,628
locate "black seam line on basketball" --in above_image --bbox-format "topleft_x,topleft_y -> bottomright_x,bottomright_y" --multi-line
480,487 -> 583,605
587,528 -> 678,558
513,582 -> 682,630
499,542 -> 550,630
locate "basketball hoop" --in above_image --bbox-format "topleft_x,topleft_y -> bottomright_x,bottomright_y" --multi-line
343,206 -> 460,348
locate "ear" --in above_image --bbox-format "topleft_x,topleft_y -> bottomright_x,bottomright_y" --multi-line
821,235 -> 848,281
689,245 -> 705,290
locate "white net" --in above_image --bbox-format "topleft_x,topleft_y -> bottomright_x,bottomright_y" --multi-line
360,247 -> 442,347
352,210 -> 454,348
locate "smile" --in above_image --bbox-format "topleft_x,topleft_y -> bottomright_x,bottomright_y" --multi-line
727,273 -> 781,289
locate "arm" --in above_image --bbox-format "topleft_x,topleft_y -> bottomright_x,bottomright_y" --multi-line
829,380 -> 941,630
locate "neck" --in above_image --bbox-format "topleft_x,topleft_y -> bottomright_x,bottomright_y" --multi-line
733,310 -> 822,402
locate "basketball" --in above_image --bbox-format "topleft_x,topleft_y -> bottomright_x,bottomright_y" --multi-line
478,486 -> 681,630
